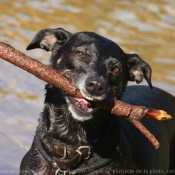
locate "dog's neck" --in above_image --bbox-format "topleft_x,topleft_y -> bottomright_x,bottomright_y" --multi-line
42,103 -> 89,146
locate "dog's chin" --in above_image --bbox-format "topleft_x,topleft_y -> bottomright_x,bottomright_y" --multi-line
66,96 -> 98,122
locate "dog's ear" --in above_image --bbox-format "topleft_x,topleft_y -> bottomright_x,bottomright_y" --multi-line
26,28 -> 72,52
127,53 -> 152,89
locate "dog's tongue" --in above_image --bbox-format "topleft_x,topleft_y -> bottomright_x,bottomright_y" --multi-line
75,98 -> 91,109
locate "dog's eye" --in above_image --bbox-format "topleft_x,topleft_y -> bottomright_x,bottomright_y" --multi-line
112,67 -> 120,73
75,51 -> 85,59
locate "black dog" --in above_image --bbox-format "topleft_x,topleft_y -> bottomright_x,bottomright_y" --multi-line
20,28 -> 175,175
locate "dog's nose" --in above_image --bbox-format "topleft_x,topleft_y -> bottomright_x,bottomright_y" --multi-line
85,76 -> 107,96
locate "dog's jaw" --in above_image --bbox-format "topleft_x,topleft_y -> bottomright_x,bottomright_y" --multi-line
66,96 -> 96,122
68,104 -> 93,122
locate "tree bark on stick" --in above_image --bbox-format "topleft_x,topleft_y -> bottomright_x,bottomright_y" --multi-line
0,41 -> 171,148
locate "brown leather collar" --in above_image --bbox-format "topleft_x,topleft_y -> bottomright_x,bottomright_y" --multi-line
43,131 -> 92,170
36,128 -> 121,175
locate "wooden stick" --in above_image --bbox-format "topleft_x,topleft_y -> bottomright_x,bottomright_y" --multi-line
129,118 -> 160,148
0,42 -> 170,120
0,41 -> 171,148
0,42 -> 82,99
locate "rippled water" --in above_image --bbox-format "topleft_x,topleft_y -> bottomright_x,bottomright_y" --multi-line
0,0 -> 175,172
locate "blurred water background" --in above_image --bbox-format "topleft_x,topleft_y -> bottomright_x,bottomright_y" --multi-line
0,0 -> 175,173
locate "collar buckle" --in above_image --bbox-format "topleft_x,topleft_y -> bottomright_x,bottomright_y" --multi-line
76,146 -> 91,162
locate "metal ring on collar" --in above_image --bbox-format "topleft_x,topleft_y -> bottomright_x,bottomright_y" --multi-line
55,168 -> 70,175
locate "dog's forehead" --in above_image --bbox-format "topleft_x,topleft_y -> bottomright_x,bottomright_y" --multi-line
72,32 -> 114,44
69,32 -> 126,60
73,32 -> 95,42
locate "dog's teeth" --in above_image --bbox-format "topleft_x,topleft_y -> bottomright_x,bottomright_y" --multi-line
80,91 -> 94,101
83,94 -> 93,101
87,108 -> 93,112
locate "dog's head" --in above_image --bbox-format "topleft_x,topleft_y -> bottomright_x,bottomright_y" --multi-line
27,28 -> 152,122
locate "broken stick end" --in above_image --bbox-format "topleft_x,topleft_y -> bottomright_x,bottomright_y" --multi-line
145,109 -> 172,121
158,110 -> 172,121
154,142 -> 160,149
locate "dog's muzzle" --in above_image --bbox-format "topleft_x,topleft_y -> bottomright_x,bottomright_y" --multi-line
85,76 -> 107,97
66,76 -> 108,121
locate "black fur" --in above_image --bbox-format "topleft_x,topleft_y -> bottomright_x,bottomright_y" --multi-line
20,28 -> 175,175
